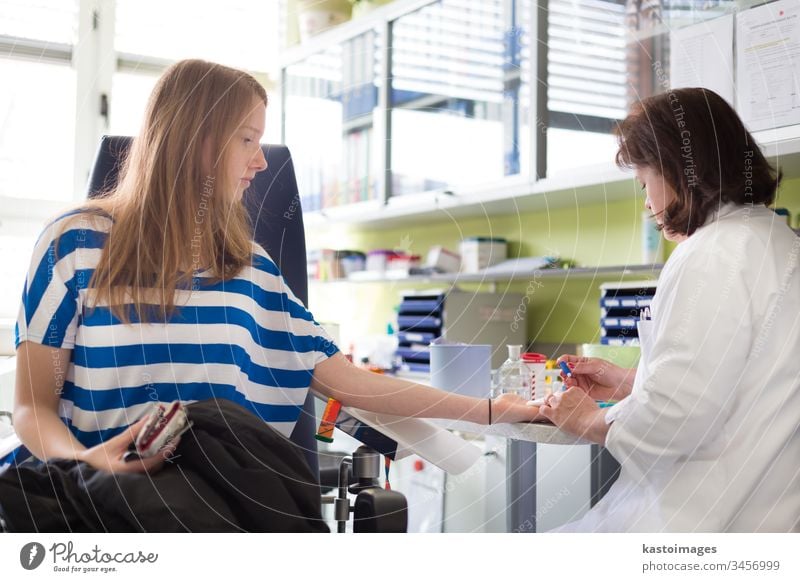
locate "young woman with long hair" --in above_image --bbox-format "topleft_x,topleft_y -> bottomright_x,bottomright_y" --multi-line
12,59 -> 540,477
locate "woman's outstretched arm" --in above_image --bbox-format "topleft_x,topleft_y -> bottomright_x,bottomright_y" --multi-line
311,352 -> 541,425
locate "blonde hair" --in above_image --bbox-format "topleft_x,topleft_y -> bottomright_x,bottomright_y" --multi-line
65,59 -> 267,324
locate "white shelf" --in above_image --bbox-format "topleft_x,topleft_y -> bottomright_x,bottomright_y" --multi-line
304,162 -> 637,229
303,130 -> 800,229
310,263 -> 663,285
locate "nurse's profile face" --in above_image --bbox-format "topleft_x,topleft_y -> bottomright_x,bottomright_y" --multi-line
635,165 -> 684,242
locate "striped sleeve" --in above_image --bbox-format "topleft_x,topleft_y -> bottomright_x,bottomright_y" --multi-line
310,321 -> 340,365
250,244 -> 339,366
15,214 -> 102,350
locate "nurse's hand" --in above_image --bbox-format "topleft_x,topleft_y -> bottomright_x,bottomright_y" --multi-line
538,387 -> 610,445
78,416 -> 179,475
557,355 -> 635,401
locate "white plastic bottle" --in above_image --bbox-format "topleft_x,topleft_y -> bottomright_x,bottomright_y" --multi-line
493,345 -> 532,400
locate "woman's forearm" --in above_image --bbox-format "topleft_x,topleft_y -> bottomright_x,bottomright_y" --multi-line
14,406 -> 87,462
312,355 -> 490,424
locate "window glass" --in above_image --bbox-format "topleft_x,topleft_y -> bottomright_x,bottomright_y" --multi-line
390,0 -> 509,196
0,58 -> 76,201
0,0 -> 78,45
115,0 -> 279,72
0,222 -> 37,321
547,0 -> 627,175
109,71 -> 160,136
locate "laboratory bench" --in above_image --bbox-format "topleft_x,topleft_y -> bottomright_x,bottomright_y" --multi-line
388,369 -> 621,531
431,417 -> 618,532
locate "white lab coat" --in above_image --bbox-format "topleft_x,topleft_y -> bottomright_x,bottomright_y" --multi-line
556,203 -> 800,532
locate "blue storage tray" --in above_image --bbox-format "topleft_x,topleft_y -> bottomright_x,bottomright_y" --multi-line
398,299 -> 443,314
602,317 -> 638,329
600,296 -> 654,309
396,347 -> 430,362
397,315 -> 442,330
397,331 -> 437,344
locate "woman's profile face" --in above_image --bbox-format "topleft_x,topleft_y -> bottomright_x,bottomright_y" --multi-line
227,98 -> 268,200
635,165 -> 685,242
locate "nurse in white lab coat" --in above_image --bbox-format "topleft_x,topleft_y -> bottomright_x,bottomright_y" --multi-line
540,87 -> 800,532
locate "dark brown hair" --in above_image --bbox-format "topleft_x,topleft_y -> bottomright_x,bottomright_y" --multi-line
615,87 -> 781,236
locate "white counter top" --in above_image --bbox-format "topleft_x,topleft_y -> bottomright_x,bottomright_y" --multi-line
432,419 -> 591,445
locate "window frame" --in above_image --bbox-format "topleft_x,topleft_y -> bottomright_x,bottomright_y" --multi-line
0,0 -> 277,225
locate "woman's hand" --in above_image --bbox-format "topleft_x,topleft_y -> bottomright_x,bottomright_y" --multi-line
490,393 -> 546,424
77,416 -> 179,475
538,387 -> 609,444
557,355 -> 635,402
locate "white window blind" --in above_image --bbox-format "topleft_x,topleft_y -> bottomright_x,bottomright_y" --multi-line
392,0 -> 506,104
548,0 -> 628,121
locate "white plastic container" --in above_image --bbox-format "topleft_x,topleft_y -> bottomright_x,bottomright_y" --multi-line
522,352 -> 547,400
426,246 -> 461,273
430,343 -> 492,399
387,254 -> 420,276
459,237 -> 507,273
365,249 -> 397,273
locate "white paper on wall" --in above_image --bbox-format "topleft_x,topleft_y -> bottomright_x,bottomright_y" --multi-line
736,0 -> 800,132
670,13 -> 735,106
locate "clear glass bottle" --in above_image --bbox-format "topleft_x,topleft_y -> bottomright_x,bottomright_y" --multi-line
492,345 -> 532,400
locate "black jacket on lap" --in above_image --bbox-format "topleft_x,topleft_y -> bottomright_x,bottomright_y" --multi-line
0,399 -> 328,532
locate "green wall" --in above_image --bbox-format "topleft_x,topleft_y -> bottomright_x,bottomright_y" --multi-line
307,178 -> 800,349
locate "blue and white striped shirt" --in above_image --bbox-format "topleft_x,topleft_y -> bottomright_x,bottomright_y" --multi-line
11,210 -> 338,454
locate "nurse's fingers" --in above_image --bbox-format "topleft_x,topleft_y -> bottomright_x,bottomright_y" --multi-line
568,360 -> 607,377
556,354 -> 588,365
